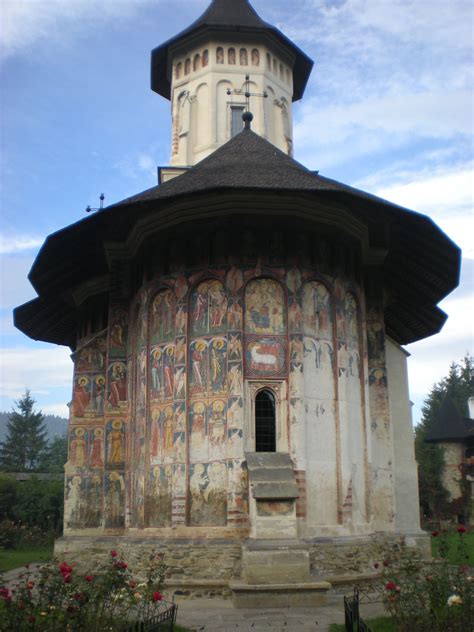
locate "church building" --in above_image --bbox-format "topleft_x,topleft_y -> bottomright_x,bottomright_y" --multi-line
14,0 -> 461,605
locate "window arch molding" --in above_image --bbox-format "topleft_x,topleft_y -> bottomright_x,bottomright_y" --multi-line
255,387 -> 277,452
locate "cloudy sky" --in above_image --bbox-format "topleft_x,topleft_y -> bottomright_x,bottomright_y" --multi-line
0,0 -> 472,421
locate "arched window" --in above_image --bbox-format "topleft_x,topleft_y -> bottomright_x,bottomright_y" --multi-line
184,58 -> 191,75
240,48 -> 248,65
193,54 -> 201,71
202,50 -> 209,67
216,47 -> 224,64
266,53 -> 271,69
251,49 -> 260,66
228,48 -> 236,65
175,62 -> 182,79
255,389 -> 276,452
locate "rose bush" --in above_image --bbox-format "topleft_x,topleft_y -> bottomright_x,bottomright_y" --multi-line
0,549 -> 170,631
378,528 -> 473,631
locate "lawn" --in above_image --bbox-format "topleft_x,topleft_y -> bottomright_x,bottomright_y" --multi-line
0,545 -> 54,572
329,617 -> 395,632
431,531 -> 474,564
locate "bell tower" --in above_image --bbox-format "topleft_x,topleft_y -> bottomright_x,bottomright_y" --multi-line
151,0 -> 313,166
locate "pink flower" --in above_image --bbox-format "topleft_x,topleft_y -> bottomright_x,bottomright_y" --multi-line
111,550 -> 118,558
152,591 -> 164,602
85,575 -> 94,582
385,581 -> 397,591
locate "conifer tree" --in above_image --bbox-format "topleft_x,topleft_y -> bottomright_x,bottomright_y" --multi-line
415,355 -> 473,521
0,390 -> 48,471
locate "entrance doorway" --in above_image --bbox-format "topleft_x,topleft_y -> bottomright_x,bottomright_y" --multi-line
255,389 -> 276,452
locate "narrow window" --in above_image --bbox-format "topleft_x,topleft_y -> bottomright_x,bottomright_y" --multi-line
240,48 -> 248,66
202,50 -> 209,67
231,105 -> 245,137
216,47 -> 224,64
228,48 -> 236,65
184,58 -> 191,75
255,390 -> 276,452
193,54 -> 201,72
251,49 -> 260,66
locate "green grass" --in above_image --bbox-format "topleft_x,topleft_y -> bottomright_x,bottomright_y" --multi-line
431,531 -> 474,565
329,616 -> 395,632
0,545 -> 54,572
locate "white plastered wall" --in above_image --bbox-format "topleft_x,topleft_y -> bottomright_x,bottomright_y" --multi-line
386,337 -> 423,533
170,42 -> 294,165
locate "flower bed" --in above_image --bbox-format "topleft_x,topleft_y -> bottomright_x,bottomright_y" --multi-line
379,527 -> 473,632
0,549 -> 176,631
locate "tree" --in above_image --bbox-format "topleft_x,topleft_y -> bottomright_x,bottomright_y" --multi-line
38,435 -> 68,473
415,355 -> 473,522
0,390 -> 48,471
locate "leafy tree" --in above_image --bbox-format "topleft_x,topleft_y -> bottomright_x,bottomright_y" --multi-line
0,391 -> 48,471
38,435 -> 68,473
415,355 -> 473,522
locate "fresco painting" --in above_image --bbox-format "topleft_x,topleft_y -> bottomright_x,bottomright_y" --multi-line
245,335 -> 286,378
145,465 -> 172,527
106,420 -> 125,468
227,428 -> 243,458
286,268 -> 302,294
245,278 -> 285,335
302,282 -> 332,339
345,294 -> 359,348
75,336 -> 106,373
105,471 -> 126,529
228,333 -> 242,360
228,300 -> 242,330
89,428 -> 104,468
288,298 -> 302,332
208,400 -> 226,460
107,362 -> 127,409
109,308 -> 128,357
68,427 -> 88,469
73,376 -> 91,418
189,401 -> 208,462
189,461 -> 227,526
189,337 -> 227,397
150,290 -> 176,344
150,344 -> 175,401
226,267 -> 244,295
227,397 -> 243,428
150,407 -> 162,465
191,280 -> 227,336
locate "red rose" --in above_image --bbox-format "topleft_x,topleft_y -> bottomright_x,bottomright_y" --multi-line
26,581 -> 34,590
152,591 -> 164,602
59,562 -> 73,576
431,531 -> 439,537
385,581 -> 397,591
63,573 -> 72,583
457,525 -> 467,534
111,550 -> 118,558
85,575 -> 94,583
383,560 -> 390,567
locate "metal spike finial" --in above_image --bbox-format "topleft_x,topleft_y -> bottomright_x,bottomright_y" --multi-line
226,74 -> 268,130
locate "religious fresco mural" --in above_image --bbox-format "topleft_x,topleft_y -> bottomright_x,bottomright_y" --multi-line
189,461 -> 227,526
89,427 -> 104,469
106,420 -> 125,469
105,471 -> 126,529
65,475 -> 103,529
107,362 -> 127,410
145,465 -> 172,527
150,290 -> 176,344
109,307 -> 128,358
71,333 -> 108,421
191,280 -> 227,336
68,427 -> 88,469
150,344 -> 175,400
244,278 -> 287,378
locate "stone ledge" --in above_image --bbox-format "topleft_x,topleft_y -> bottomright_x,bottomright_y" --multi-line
230,581 -> 331,608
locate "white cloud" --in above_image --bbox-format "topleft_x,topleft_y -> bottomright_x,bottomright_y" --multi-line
0,235 -> 43,255
42,402 -> 70,418
0,347 -> 73,399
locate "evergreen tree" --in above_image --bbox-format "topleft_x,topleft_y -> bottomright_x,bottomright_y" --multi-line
415,355 -> 473,521
38,435 -> 68,473
0,391 -> 48,471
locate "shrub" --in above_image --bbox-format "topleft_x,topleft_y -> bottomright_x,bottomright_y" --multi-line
379,528 -> 473,631
0,549 -> 170,631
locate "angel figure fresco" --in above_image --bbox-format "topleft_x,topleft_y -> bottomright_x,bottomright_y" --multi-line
69,427 -> 87,468
163,291 -> 175,338
209,400 -> 226,452
228,364 -> 243,395
107,420 -> 125,466
175,306 -> 186,335
228,333 -> 242,359
73,376 -> 90,417
288,299 -> 302,332
175,337 -> 186,364
193,285 -> 208,331
109,309 -> 127,353
89,428 -> 104,468
228,301 -> 242,330
191,340 -> 207,391
174,367 -> 186,399
108,362 -> 127,408
174,403 -> 186,432
210,338 -> 226,390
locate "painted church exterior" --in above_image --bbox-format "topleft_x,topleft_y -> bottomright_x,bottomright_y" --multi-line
15,0 -> 461,601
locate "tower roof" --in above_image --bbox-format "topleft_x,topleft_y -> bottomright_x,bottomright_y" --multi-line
151,0 -> 313,102
425,396 -> 474,443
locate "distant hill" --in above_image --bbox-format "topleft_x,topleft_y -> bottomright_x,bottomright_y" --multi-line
0,412 -> 68,443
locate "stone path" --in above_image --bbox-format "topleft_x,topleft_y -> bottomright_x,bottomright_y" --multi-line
175,597 -> 386,631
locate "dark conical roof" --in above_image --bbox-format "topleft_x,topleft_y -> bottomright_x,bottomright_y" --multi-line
151,0 -> 313,101
425,396 -> 474,443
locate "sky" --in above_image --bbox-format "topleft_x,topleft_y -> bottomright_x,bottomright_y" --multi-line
0,0 -> 472,422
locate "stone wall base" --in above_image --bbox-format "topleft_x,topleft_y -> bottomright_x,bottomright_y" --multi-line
55,531 -> 431,599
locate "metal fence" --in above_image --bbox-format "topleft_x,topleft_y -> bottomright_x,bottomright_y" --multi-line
344,588 -> 374,632
122,601 -> 178,632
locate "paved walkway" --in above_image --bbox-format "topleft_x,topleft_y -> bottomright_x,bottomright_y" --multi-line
175,597 -> 386,631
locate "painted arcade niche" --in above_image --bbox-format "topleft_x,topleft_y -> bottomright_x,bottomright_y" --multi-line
64,220 -> 369,537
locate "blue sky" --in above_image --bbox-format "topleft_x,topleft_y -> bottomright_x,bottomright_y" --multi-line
0,0 -> 472,421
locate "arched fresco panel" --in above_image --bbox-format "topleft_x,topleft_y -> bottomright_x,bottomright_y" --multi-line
188,280 -> 229,526
302,281 -> 338,526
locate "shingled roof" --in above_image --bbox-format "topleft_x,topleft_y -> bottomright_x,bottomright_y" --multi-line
425,397 -> 474,443
14,128 -> 461,348
151,0 -> 313,101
